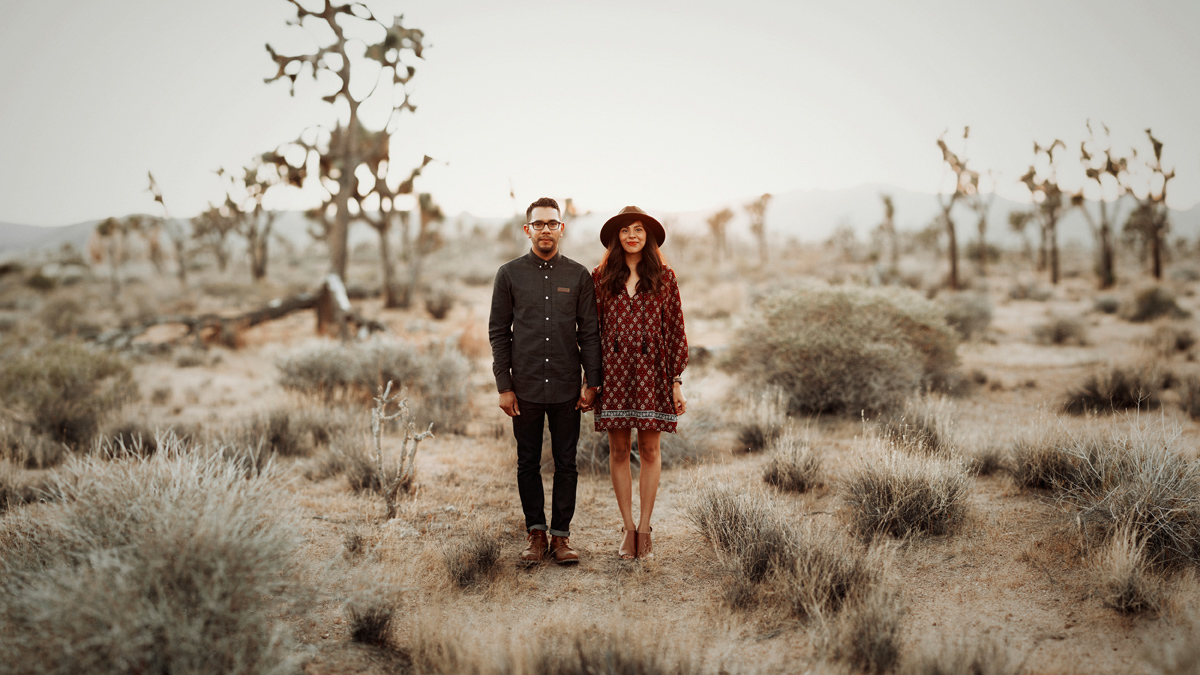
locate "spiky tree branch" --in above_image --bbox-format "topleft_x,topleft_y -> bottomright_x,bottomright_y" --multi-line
1020,139 -> 1067,284
936,127 -> 980,290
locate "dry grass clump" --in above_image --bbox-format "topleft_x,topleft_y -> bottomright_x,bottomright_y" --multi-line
1031,314 -> 1088,346
423,285 -> 456,320
875,396 -> 958,458
1148,322 -> 1197,356
0,440 -> 306,674
901,630 -> 1024,675
735,387 -> 787,453
826,586 -> 906,675
725,284 -> 959,416
442,525 -> 502,588
1062,362 -> 1162,415
0,340 -> 138,447
277,338 -> 472,434
940,291 -> 992,340
1092,526 -> 1165,615
1121,285 -> 1190,323
1178,375 -> 1200,420
523,628 -> 695,675
762,429 -> 824,493
842,446 -> 972,539
1010,425 -> 1105,492
686,482 -> 887,622
1009,280 -> 1052,301
1067,423 -> 1200,570
0,417 -> 67,469
1093,295 -> 1121,314
346,600 -> 399,648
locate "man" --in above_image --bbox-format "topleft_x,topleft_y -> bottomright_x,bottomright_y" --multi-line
489,197 -> 602,565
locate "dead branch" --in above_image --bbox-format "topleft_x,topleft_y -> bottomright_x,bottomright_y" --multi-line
372,380 -> 434,521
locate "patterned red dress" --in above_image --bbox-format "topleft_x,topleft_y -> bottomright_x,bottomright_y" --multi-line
592,266 -> 689,432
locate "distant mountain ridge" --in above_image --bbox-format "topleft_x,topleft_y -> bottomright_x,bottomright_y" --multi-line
4,185 -> 1198,260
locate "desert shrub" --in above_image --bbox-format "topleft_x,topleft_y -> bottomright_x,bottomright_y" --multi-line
875,396 -> 957,458
38,296 -> 97,337
685,482 -> 797,583
1092,526 -> 1164,615
442,526 -> 502,588
842,447 -> 971,539
0,467 -> 45,515
827,586 -> 905,675
1121,285 -> 1189,323
1148,323 -> 1196,355
96,417 -> 160,457
346,600 -> 398,648
963,443 -> 1008,477
1009,280 -> 1052,301
0,420 -> 67,469
941,291 -> 992,340
762,429 -> 823,493
1063,362 -> 1162,415
1179,375 -> 1200,420
0,443 -> 306,675
1032,314 -> 1088,346
901,630 -> 1023,675
174,348 -> 207,368
1010,426 -> 1107,492
734,387 -> 786,453
424,285 -> 456,320
1065,424 -> 1200,569
780,523 -> 886,620
523,626 -> 695,675
1093,295 -> 1121,314
724,284 -> 960,416
0,341 -> 138,447
238,408 -> 314,458
277,337 -> 472,433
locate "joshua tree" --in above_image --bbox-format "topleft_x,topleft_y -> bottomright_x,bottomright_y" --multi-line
744,193 -> 772,264
265,1 -> 426,281
1073,122 -> 1130,288
1122,129 -> 1175,280
968,172 -> 996,277
147,171 -> 188,284
878,194 -> 899,270
408,192 -> 444,302
706,207 -> 733,262
214,157 -> 287,281
1020,140 -> 1067,284
1008,210 -> 1035,263
936,128 -> 979,290
93,217 -> 128,296
191,197 -> 240,273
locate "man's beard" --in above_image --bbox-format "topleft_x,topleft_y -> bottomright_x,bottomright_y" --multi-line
536,238 -> 556,252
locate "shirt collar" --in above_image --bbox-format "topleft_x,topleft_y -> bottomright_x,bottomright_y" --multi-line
526,249 -> 561,267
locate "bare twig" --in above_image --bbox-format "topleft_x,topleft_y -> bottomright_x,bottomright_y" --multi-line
372,380 -> 434,520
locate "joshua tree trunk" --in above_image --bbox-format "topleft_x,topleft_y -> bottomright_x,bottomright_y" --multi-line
378,222 -> 400,308
945,215 -> 959,290
1097,223 -> 1115,288
1049,223 -> 1060,285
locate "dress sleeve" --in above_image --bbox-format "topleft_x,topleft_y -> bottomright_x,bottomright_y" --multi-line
662,268 -> 688,379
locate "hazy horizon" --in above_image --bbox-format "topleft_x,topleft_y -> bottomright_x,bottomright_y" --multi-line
2,0 -> 1198,227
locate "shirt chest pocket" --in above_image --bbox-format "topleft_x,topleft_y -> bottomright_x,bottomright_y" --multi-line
554,288 -> 576,318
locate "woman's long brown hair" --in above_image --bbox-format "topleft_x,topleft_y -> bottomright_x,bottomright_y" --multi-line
597,231 -> 667,297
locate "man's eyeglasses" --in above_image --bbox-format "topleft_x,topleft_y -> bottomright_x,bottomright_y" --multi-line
528,220 -> 563,231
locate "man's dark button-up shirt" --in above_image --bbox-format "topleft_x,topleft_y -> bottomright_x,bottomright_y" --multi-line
489,250 -> 602,404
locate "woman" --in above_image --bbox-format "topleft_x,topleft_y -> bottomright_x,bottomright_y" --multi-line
590,205 -> 688,560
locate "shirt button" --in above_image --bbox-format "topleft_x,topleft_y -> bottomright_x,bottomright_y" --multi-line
545,337 -> 549,341
545,358 -> 549,362
545,379 -> 549,382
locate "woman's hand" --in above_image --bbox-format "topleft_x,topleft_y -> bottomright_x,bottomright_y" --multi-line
672,382 -> 686,416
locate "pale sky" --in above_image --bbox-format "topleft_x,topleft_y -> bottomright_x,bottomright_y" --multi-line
1,0 -> 1198,227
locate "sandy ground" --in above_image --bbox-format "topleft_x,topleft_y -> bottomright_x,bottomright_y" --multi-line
10,248 -> 1200,674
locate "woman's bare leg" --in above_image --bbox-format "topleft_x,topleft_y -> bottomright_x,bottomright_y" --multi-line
608,430 -> 636,532
636,429 -> 662,532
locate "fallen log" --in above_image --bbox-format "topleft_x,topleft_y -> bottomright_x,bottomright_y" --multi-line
93,276 -> 386,350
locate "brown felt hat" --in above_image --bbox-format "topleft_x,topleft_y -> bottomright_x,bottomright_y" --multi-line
600,205 -> 666,248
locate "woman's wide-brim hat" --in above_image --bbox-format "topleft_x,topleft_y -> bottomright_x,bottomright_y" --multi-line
600,205 -> 665,248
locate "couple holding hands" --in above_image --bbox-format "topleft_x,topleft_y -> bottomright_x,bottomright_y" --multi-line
489,198 -> 688,565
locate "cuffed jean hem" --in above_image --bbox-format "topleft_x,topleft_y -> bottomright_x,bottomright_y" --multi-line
524,524 -> 571,538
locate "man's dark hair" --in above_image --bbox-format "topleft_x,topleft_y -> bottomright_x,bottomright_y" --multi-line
526,197 -> 560,221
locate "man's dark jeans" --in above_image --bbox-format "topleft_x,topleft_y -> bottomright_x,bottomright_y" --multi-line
513,396 -> 579,537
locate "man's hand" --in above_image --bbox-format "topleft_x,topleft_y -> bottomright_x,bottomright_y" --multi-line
577,386 -> 597,412
672,382 -> 686,416
499,391 -> 520,417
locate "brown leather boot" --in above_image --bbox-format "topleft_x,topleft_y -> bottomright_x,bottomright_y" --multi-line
549,535 -> 580,565
520,529 -> 548,564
